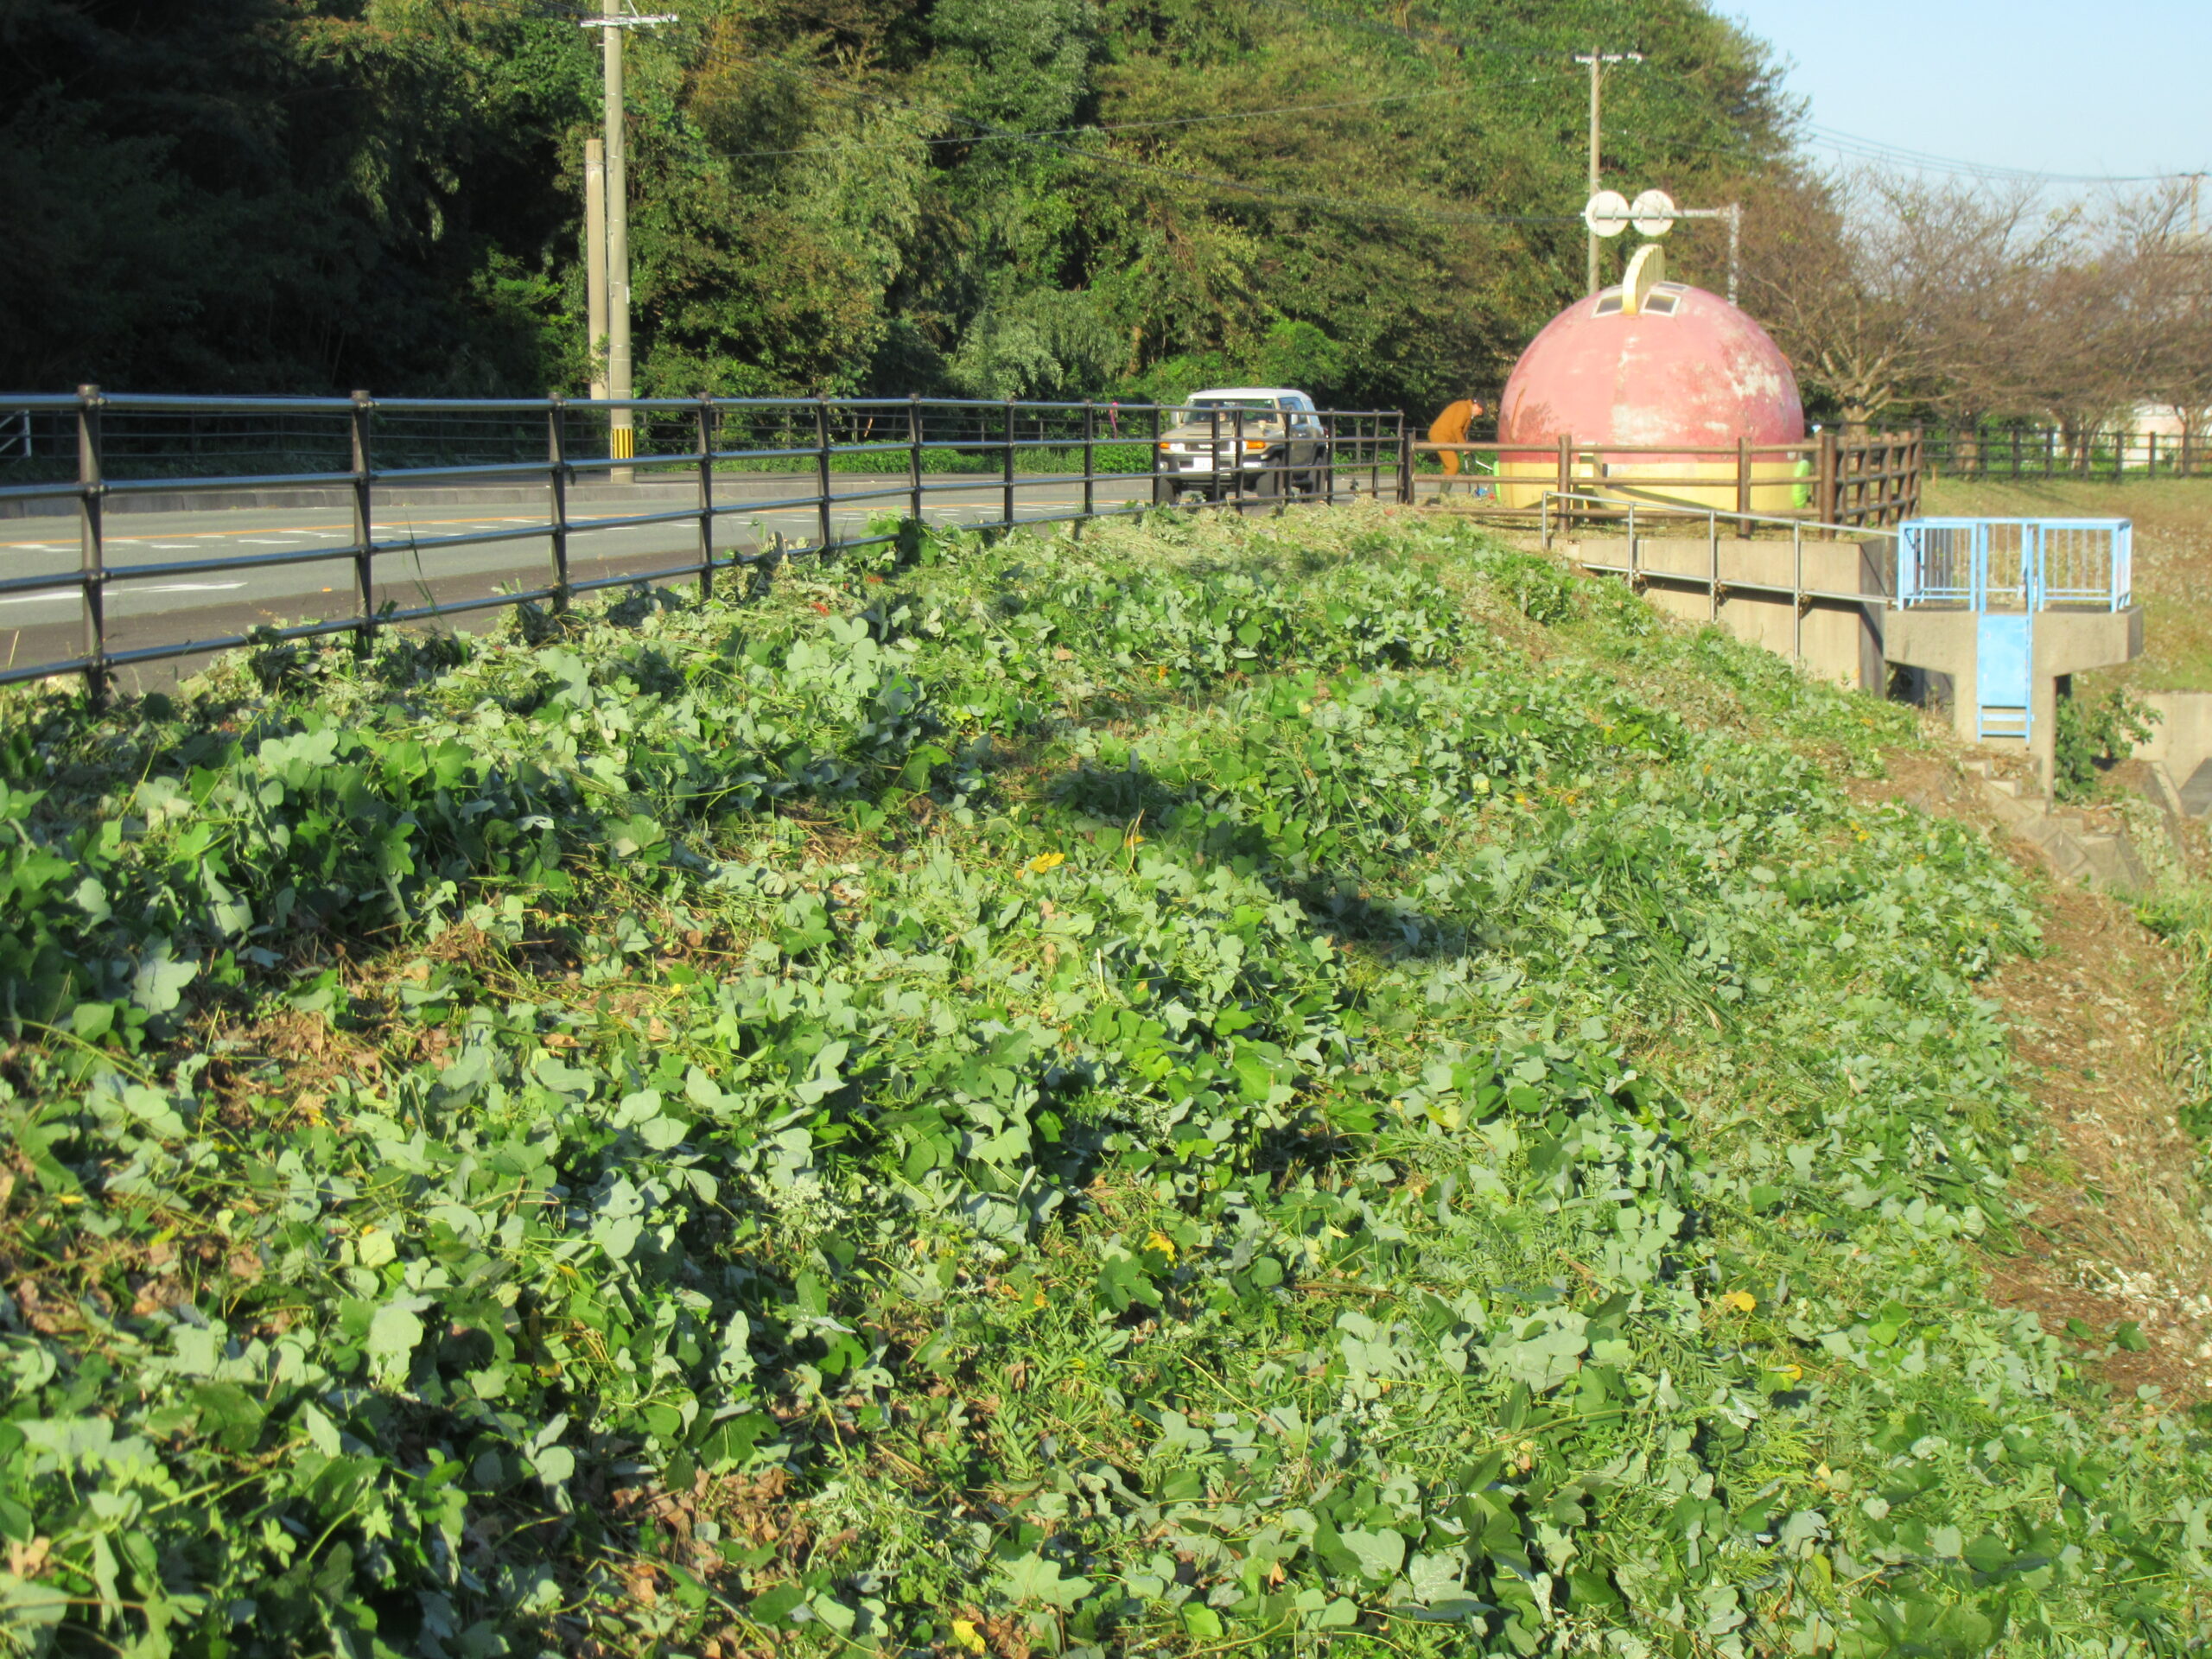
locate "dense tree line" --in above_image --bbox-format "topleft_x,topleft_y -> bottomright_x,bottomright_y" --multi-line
3,0 -> 1795,410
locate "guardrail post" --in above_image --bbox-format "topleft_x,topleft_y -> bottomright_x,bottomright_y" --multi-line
1816,429 -> 1837,526
350,390 -> 376,652
1555,434 -> 1571,535
908,393 -> 923,524
1082,400 -> 1095,526
1792,522 -> 1803,662
1708,508 -> 1719,620
1001,399 -> 1016,531
814,397 -> 832,553
1149,404 -> 1164,507
75,384 -> 107,706
1232,407 -> 1246,513
1323,412 -> 1337,506
1735,435 -> 1751,537
1397,414 -> 1413,505
547,395 -> 570,613
696,391 -> 715,600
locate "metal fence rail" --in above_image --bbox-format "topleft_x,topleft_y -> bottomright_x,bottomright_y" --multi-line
1895,517 -> 2131,612
1537,490 -> 1898,666
0,387 -> 1409,702
1923,423 -> 2205,481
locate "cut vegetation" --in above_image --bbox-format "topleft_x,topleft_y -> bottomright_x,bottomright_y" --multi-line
3,506 -> 2210,1658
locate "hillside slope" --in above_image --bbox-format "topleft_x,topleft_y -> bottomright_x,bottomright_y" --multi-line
3,507 -> 2209,1656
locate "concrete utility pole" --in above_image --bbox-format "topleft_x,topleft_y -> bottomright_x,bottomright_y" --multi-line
584,138 -> 609,402
1574,50 -> 1643,296
582,1 -> 673,479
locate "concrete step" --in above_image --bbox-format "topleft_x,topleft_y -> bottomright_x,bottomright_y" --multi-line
2079,833 -> 2152,896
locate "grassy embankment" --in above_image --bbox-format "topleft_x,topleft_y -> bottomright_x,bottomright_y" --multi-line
3,505 -> 2210,1657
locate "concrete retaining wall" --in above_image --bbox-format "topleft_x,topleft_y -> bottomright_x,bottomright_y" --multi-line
2133,691 -> 2212,806
1561,533 -> 1887,689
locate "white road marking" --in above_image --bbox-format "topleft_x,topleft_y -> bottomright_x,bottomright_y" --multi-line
0,594 -> 70,607
135,582 -> 247,594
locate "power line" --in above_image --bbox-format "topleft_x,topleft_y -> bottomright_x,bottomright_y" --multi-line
1802,124 -> 2196,187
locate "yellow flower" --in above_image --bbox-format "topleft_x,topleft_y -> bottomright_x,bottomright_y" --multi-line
950,1618 -> 987,1654
1777,1363 -> 1804,1382
1143,1229 -> 1178,1262
1722,1290 -> 1758,1313
1022,851 -> 1065,877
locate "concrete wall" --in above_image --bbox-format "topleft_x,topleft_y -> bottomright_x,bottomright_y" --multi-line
2133,691 -> 2212,787
1883,605 -> 2144,780
1562,532 -> 1886,689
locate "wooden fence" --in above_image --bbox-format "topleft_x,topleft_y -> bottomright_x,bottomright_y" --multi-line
1411,429 -> 1921,531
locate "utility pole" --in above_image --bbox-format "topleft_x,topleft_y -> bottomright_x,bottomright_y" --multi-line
582,1 -> 673,480
584,138 -> 608,403
1574,50 -> 1643,296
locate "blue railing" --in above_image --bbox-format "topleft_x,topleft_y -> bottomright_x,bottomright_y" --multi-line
1896,518 -> 2130,613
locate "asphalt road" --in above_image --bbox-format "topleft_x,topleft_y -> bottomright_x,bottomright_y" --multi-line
0,472 -> 1172,695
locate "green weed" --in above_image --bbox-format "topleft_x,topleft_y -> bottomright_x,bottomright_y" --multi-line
0,508 -> 2205,1657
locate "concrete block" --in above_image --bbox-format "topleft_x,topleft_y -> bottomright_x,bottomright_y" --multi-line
2135,691 -> 2212,789
2078,834 -> 2151,896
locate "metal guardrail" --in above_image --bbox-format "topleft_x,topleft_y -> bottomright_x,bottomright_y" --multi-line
0,388 -> 1409,701
1539,490 -> 1897,665
1895,517 -> 2131,613
1923,423 -> 2204,481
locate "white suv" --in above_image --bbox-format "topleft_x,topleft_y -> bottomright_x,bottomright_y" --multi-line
1154,387 -> 1330,501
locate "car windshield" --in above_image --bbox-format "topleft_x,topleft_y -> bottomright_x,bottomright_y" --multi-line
1188,397 -> 1278,412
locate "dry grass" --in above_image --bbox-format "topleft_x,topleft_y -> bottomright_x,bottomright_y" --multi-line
1847,748 -> 2212,1402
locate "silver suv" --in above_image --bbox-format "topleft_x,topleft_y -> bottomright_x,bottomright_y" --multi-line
1154,387 -> 1331,502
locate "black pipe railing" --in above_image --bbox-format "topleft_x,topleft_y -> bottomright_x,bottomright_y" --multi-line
0,389 -> 1409,702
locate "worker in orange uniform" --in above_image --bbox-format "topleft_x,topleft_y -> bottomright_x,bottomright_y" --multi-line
1427,399 -> 1487,482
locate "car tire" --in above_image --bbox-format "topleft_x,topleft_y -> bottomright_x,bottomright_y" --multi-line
1255,462 -> 1285,500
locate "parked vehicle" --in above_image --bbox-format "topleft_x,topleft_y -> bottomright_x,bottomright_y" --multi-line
1153,388 -> 1331,502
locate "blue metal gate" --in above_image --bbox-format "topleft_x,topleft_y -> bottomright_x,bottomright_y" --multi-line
1975,613 -> 2031,741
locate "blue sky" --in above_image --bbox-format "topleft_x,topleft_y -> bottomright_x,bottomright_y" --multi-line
1720,1 -> 2210,184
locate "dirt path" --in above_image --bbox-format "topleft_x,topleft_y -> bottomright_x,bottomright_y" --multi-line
1860,752 -> 2212,1404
